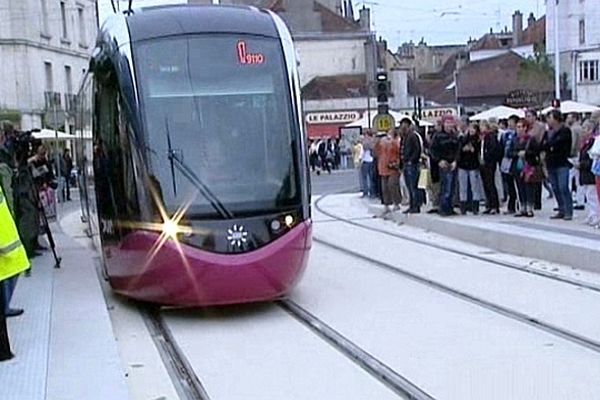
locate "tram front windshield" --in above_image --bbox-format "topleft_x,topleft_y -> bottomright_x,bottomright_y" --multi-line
135,35 -> 300,217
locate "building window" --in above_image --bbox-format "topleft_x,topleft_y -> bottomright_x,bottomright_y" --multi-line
579,19 -> 585,45
44,62 -> 54,94
77,7 -> 86,45
40,0 -> 49,35
60,1 -> 68,39
65,65 -> 73,93
579,60 -> 599,83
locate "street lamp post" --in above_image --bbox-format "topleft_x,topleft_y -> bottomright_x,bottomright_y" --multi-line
554,0 -> 561,100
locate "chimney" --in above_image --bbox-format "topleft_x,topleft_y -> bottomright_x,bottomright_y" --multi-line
528,13 -> 536,28
346,0 -> 355,21
455,52 -> 468,71
377,38 -> 388,69
512,10 -> 523,46
359,6 -> 370,32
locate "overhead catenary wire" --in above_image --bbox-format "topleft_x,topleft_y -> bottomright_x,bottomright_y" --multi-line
359,0 -> 541,46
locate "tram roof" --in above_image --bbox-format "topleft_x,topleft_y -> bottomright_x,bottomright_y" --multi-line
126,5 -> 280,42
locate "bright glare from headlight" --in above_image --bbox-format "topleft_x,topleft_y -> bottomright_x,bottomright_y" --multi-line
162,219 -> 179,239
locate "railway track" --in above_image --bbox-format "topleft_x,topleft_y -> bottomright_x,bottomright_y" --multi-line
278,300 -> 435,400
314,194 -> 600,295
139,300 -> 435,400
313,194 -> 600,354
313,238 -> 600,354
140,306 -> 211,400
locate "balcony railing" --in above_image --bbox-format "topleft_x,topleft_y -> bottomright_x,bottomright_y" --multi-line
44,91 -> 80,116
65,93 -> 79,113
44,91 -> 62,110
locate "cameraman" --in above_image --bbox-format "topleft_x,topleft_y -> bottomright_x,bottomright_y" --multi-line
0,122 -> 24,317
14,134 -> 42,261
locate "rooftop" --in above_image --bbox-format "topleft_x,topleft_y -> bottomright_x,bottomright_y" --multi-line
302,74 -> 368,100
456,52 -> 553,99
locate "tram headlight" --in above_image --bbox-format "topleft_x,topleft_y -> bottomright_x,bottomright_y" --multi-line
284,215 -> 294,228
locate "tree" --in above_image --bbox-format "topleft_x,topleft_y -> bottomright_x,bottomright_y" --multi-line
518,51 -> 555,106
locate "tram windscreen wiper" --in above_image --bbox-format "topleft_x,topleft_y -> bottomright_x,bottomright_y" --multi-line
165,121 -> 234,220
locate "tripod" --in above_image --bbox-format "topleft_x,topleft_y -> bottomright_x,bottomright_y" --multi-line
36,189 -> 62,269
27,167 -> 62,269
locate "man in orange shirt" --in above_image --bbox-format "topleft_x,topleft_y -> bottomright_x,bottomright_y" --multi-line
376,128 -> 402,216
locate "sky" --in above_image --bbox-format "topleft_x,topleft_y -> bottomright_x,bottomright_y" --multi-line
98,0 -> 543,49
354,0 -> 543,49
97,0 -> 189,23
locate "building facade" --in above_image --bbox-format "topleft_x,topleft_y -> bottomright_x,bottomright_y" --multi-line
546,0 -> 600,104
393,40 -> 465,80
0,0 -> 97,131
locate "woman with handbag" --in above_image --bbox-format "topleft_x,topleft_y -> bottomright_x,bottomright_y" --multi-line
512,119 -> 542,217
578,120 -> 599,227
375,129 -> 402,216
587,124 -> 600,228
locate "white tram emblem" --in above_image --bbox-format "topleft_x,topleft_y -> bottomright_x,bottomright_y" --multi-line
227,225 -> 248,247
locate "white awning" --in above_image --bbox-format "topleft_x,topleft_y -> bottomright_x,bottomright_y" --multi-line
32,129 -> 76,141
470,106 -> 525,121
541,100 -> 600,115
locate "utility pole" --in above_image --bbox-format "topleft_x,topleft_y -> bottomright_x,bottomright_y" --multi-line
554,0 -> 561,100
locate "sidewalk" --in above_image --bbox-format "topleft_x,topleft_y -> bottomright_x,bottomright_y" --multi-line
366,197 -> 600,274
0,199 -> 129,399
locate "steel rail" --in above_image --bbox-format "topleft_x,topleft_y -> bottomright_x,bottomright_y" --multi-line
278,300 -> 436,400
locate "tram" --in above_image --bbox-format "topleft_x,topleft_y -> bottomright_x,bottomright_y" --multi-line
74,5 -> 311,306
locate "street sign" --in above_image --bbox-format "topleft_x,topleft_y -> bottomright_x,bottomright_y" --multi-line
373,113 -> 395,132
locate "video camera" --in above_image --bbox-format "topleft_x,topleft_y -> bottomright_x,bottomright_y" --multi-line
13,129 -> 42,164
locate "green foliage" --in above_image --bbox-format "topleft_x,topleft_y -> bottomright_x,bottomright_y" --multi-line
0,109 -> 21,125
519,52 -> 554,81
518,52 -> 555,102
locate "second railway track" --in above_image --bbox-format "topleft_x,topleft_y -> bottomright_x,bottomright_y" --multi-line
314,193 -> 600,294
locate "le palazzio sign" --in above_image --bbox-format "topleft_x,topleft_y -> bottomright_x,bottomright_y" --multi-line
306,111 -> 361,125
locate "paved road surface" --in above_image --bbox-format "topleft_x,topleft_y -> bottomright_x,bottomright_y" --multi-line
310,169 -> 358,195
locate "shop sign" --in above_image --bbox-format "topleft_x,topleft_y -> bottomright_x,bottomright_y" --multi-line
305,111 -> 361,125
396,107 -> 457,122
505,90 -> 538,108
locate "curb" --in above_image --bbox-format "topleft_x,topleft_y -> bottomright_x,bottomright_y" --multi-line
367,204 -> 600,274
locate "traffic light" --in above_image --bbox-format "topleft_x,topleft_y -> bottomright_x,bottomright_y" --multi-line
376,71 -> 390,104
376,71 -> 390,114
552,98 -> 561,109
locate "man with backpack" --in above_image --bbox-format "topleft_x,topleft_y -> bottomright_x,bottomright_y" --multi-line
400,118 -> 423,213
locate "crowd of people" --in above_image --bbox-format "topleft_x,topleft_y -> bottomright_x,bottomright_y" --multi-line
0,121 -> 73,361
351,110 -> 600,228
308,138 -> 354,174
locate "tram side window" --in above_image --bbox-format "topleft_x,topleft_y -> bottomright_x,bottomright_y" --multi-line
94,74 -> 139,233
117,98 -> 141,219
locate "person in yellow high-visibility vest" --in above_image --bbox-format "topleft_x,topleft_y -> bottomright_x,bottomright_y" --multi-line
0,184 -> 30,361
